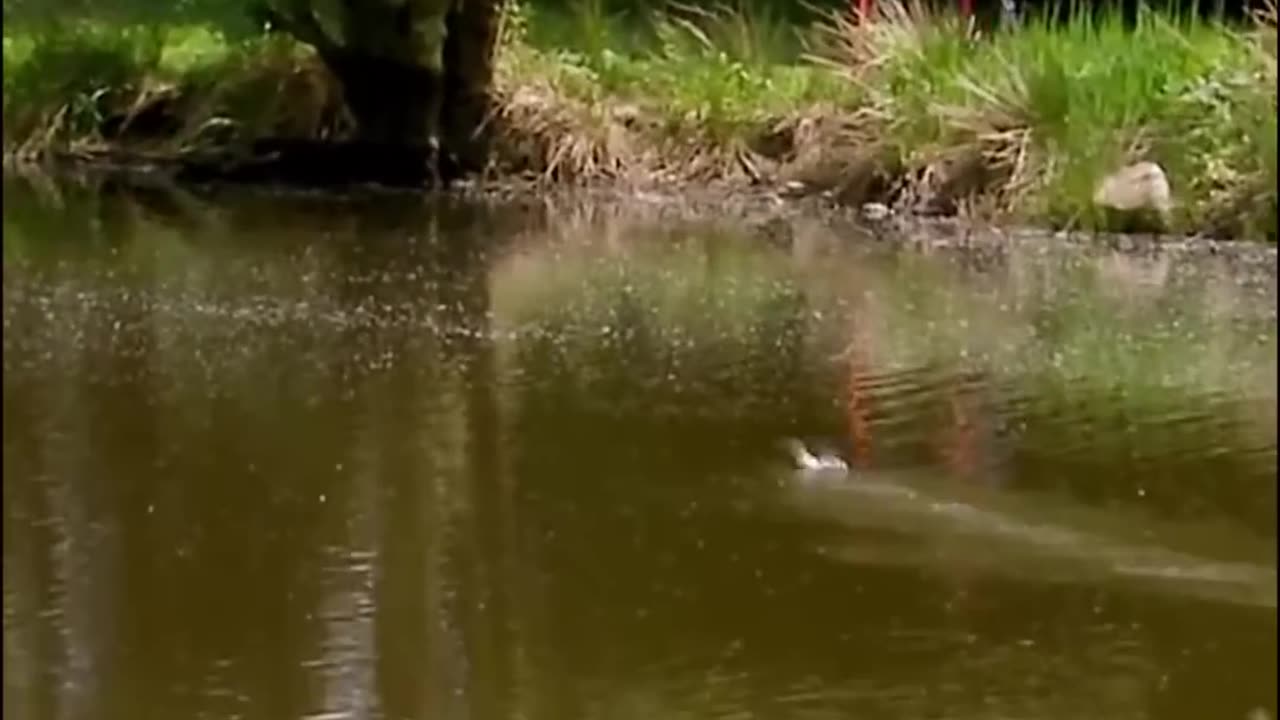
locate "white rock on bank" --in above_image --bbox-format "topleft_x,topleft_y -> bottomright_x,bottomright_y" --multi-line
1093,161 -> 1173,214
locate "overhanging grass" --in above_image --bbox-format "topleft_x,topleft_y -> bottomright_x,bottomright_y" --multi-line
2,2 -> 1276,239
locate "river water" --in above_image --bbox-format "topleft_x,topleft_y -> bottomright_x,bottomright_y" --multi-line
3,175 -> 1276,720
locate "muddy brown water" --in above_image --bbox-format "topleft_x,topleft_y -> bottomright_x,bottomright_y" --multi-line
3,176 -> 1276,720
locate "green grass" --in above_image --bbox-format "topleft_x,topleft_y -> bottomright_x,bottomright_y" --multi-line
3,21 -> 335,152
498,0 -> 857,144
832,2 -> 1277,236
2,1 -> 1277,239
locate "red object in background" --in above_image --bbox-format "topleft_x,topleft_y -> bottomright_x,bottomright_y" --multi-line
843,315 -> 876,471
853,0 -> 975,23
845,352 -> 874,470
940,388 -> 979,480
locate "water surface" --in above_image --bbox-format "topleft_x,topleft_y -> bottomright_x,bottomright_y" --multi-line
3,176 -> 1276,720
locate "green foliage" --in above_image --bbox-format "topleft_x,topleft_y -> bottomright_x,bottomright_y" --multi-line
3,21 -> 165,145
4,0 -> 265,37
512,1 -> 855,139
850,4 -> 1276,234
1,17 -> 333,150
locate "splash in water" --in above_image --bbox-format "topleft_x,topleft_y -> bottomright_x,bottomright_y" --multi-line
785,439 -> 850,473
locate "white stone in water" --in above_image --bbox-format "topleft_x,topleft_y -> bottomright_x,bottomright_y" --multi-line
1093,161 -> 1173,214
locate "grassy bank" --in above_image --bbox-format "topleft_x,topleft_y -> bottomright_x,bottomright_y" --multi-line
3,1 -> 1276,239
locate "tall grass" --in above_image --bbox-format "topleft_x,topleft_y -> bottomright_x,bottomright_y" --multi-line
821,0 -> 1277,235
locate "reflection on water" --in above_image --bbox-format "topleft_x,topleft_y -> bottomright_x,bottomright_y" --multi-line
3,175 -> 1277,720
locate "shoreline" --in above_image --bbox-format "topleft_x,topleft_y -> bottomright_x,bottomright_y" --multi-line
4,6 -> 1276,241
6,157 -> 1277,283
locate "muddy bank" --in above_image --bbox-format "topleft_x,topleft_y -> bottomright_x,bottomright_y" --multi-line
5,128 -> 1188,237
6,161 -> 1275,301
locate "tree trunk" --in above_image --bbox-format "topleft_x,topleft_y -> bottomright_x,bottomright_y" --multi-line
441,0 -> 506,176
261,0 -> 503,185
325,52 -> 440,149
